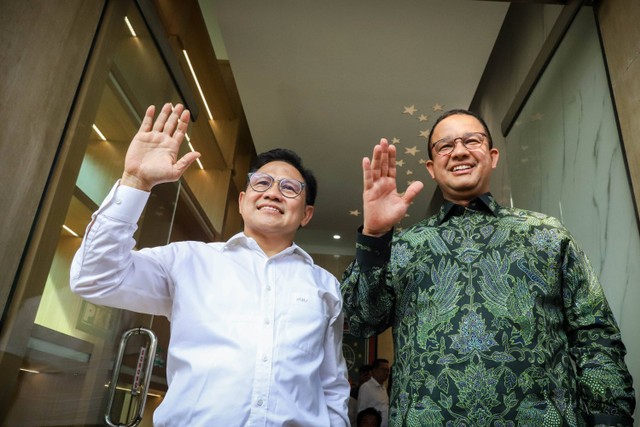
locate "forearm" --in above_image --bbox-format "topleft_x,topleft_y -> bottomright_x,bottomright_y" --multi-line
571,323 -> 635,423
70,183 -> 173,316
563,240 -> 636,421
341,228 -> 396,337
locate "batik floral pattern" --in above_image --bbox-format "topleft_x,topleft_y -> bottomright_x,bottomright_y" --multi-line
342,194 -> 635,426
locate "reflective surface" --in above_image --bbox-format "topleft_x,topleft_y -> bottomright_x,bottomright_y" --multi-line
1,2 -> 186,425
505,8 -> 640,413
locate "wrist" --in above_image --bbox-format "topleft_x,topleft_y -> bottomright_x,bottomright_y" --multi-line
362,225 -> 392,237
120,173 -> 152,192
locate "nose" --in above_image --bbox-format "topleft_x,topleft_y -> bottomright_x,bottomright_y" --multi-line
449,138 -> 470,157
262,183 -> 283,199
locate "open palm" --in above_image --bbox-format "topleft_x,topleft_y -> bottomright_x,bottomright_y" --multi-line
122,103 -> 200,191
362,139 -> 424,236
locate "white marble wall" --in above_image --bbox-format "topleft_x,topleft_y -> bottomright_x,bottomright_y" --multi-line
505,8 -> 640,412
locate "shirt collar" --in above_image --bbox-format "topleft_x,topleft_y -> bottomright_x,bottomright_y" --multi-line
435,192 -> 499,225
224,232 -> 315,264
371,377 -> 384,387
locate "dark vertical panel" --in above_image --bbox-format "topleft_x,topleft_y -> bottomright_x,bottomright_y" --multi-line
0,0 -> 106,330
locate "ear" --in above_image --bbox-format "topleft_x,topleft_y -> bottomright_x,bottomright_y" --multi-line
238,191 -> 246,216
425,160 -> 436,179
490,148 -> 500,168
300,205 -> 314,228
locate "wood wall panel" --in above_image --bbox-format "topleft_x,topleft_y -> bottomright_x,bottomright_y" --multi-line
0,0 -> 105,320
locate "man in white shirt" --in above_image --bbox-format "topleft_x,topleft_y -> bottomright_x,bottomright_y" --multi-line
70,103 -> 350,426
357,358 -> 390,427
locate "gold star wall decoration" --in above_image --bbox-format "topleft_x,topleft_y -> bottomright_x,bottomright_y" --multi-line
403,105 -> 417,115
405,146 -> 420,156
346,101 -> 445,229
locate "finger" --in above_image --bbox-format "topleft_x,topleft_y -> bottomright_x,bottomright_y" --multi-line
173,151 -> 201,176
163,103 -> 184,136
153,103 -> 173,133
171,108 -> 191,143
138,105 -> 156,133
362,157 -> 372,191
176,108 -> 191,136
402,180 -> 424,204
379,139 -> 389,178
387,143 -> 397,179
370,141 -> 383,180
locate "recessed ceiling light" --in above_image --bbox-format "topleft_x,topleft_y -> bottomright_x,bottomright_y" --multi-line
333,234 -> 341,240
184,134 -> 204,170
183,49 -> 213,120
62,224 -> 79,237
124,17 -> 137,37
92,124 -> 107,141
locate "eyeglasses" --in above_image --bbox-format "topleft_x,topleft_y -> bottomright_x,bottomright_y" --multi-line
247,172 -> 305,198
431,132 -> 487,156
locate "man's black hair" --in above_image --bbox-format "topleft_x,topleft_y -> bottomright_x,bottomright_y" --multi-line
248,148 -> 317,206
427,109 -> 494,160
356,407 -> 382,427
371,358 -> 389,369
359,364 -> 372,375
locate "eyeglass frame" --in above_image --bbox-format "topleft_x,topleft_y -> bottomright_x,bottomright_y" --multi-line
246,172 -> 306,199
430,131 -> 488,157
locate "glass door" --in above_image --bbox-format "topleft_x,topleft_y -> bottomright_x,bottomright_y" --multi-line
0,1 -> 211,425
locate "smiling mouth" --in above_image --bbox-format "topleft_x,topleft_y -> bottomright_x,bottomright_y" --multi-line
258,205 -> 283,214
452,165 -> 473,172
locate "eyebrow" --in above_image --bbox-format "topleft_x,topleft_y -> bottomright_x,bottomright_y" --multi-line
432,131 -> 485,144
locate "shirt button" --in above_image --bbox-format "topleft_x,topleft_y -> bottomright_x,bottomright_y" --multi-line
264,319 -> 270,325
266,285 -> 271,291
115,199 -> 122,205
257,399 -> 264,407
262,355 -> 268,362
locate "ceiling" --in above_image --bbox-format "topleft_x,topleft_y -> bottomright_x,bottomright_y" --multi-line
200,0 -> 510,256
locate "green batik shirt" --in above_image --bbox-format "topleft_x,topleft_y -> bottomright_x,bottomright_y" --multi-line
341,193 -> 635,427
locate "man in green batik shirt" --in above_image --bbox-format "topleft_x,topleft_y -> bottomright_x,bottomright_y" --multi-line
341,109 -> 635,426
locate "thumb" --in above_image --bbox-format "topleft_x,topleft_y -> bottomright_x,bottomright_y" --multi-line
174,151 -> 201,175
402,180 -> 424,204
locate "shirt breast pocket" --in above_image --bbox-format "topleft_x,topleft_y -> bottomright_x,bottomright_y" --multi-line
283,292 -> 330,356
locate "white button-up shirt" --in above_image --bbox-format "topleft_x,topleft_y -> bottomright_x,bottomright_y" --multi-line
71,183 -> 350,426
357,378 -> 389,427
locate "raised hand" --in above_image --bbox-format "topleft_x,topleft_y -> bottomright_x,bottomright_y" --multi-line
121,103 -> 201,191
362,138 -> 424,236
